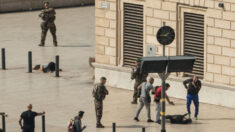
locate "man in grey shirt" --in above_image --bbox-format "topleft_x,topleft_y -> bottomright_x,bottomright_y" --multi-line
73,111 -> 86,132
134,77 -> 154,122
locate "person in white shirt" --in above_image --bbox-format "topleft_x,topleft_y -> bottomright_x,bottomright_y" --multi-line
134,77 -> 154,122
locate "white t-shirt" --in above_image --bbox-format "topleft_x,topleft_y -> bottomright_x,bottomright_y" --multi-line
140,82 -> 153,98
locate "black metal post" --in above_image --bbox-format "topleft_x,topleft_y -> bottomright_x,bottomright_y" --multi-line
142,127 -> 145,132
42,115 -> 45,132
2,113 -> 6,132
161,79 -> 166,132
112,123 -> 116,132
55,55 -> 59,77
161,21 -> 166,132
1,48 -> 6,70
28,51 -> 32,73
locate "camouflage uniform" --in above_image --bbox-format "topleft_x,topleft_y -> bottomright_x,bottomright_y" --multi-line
39,7 -> 57,46
92,83 -> 109,126
131,66 -> 148,103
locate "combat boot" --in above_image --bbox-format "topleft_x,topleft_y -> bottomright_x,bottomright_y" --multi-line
38,43 -> 45,47
53,42 -> 57,47
96,124 -> 105,128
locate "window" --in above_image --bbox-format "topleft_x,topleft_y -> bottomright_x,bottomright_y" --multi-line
123,3 -> 143,67
183,12 -> 204,78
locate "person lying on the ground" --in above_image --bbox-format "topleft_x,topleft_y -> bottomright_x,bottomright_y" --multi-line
33,61 -> 62,73
165,113 -> 192,124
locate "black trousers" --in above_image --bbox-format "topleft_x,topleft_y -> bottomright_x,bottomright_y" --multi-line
43,62 -> 55,73
22,128 -> 34,132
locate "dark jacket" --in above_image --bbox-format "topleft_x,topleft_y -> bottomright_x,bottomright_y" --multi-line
183,79 -> 201,95
73,116 -> 84,132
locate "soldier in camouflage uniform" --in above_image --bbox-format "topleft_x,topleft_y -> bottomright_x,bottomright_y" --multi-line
131,58 -> 148,104
92,77 -> 109,128
38,2 -> 57,47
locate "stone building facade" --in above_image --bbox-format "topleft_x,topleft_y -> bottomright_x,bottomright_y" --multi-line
94,0 -> 235,108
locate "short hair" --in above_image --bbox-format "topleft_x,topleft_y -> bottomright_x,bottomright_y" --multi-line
78,111 -> 84,117
100,77 -> 107,80
149,77 -> 154,81
165,83 -> 170,88
33,65 -> 40,70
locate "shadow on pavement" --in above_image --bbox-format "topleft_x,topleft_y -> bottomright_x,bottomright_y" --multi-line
199,118 -> 235,121
43,45 -> 92,47
105,125 -> 146,128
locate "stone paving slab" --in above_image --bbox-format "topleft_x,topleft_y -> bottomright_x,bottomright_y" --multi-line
0,6 -> 235,132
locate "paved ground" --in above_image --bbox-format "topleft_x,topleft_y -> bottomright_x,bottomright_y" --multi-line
0,6 -> 235,132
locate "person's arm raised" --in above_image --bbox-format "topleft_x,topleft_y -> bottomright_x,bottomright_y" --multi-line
183,79 -> 191,90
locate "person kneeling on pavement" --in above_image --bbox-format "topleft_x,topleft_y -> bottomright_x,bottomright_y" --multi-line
152,83 -> 175,124
73,111 -> 86,132
134,77 -> 154,122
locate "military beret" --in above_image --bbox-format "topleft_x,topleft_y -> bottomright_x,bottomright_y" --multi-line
100,77 -> 107,80
44,1 -> 50,4
136,58 -> 142,62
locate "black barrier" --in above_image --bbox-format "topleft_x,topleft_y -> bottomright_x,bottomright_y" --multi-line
28,51 -> 32,73
55,55 -> 59,77
1,48 -> 6,70
42,115 -> 45,132
112,123 -> 116,132
142,127 -> 145,132
1,113 -> 6,132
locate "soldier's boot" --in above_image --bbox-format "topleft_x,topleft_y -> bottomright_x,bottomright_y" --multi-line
53,36 -> 57,47
131,98 -> 137,104
53,42 -> 57,47
38,43 -> 45,46
96,117 -> 104,128
96,124 -> 105,128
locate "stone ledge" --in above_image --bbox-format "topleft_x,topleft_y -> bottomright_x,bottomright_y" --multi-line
93,63 -> 235,91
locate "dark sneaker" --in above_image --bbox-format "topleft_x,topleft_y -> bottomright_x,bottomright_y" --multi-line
155,120 -> 161,124
134,117 -> 139,122
147,119 -> 154,122
53,43 -> 57,47
38,43 -> 45,46
96,124 -> 105,128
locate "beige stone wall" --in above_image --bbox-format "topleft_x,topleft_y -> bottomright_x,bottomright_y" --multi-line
95,0 -> 235,86
95,0 -> 117,65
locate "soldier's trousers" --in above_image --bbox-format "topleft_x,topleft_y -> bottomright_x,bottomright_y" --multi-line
94,100 -> 103,125
41,22 -> 57,45
133,82 -> 141,102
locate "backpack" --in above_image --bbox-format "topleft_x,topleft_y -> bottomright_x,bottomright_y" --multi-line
152,86 -> 161,103
67,118 -> 75,132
